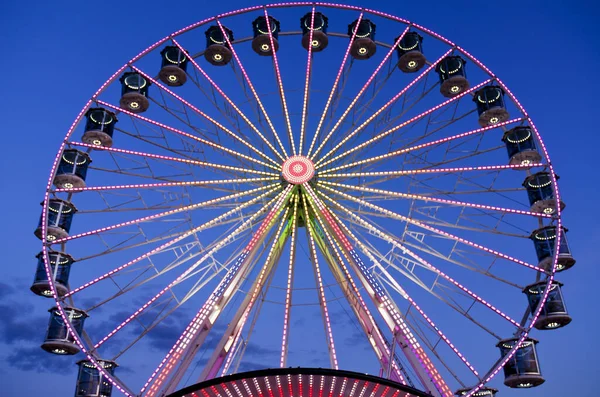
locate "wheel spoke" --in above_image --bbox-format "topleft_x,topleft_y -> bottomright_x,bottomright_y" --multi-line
54,184 -> 277,245
320,163 -> 546,179
63,185 -> 280,297
96,100 -> 280,171
304,184 -> 450,396
321,118 -> 522,174
319,183 -> 544,272
171,38 -> 287,163
319,181 -> 551,219
199,206 -> 292,380
324,193 -> 526,329
300,191 -> 339,369
141,185 -> 293,396
316,79 -> 492,169
298,7 -> 316,155
310,27 -> 410,161
215,18 -> 289,158
327,207 -> 481,379
306,12 -> 364,158
130,65 -> 280,167
68,141 -> 278,177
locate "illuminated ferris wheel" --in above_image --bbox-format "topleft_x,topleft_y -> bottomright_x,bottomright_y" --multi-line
32,3 -> 576,397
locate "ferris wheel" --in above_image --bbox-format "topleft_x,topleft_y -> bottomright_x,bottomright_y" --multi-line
32,3 -> 576,397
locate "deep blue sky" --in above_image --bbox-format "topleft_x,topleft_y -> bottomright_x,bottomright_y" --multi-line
1,1 -> 599,396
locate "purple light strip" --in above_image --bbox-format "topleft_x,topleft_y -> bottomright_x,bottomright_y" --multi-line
93,189 -> 284,350
301,186 -> 408,385
310,27 -> 410,161
280,194 -> 299,367
316,79 -> 491,169
96,100 -> 280,170
323,193 -> 525,328
220,209 -> 292,376
131,66 -> 279,167
69,141 -> 277,177
263,8 -> 296,155
170,38 -> 286,163
215,19 -> 289,158
304,185 -> 447,395
298,7 -> 316,156
319,181 -> 551,219
142,185 -> 293,396
301,192 -> 339,369
306,11 -> 364,158
54,184 -> 276,246
55,177 -> 277,194
320,118 -> 523,174
328,208 -> 480,378
320,162 -> 546,179
320,184 -> 544,273
63,186 -> 279,298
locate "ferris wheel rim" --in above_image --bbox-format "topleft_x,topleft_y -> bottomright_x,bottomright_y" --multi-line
37,3 -> 566,397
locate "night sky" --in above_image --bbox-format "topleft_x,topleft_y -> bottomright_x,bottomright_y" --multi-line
1,1 -> 598,396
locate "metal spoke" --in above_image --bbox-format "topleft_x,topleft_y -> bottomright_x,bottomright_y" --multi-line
141,185 -> 293,397
68,141 -> 278,177
298,7 -> 316,155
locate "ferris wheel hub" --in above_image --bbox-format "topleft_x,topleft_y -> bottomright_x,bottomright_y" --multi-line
281,155 -> 315,184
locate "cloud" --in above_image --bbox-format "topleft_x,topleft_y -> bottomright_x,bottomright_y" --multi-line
0,302 -> 46,345
6,345 -> 78,374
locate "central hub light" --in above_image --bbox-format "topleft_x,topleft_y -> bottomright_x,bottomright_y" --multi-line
281,156 -> 315,185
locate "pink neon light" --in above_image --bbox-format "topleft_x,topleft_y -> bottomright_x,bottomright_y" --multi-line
302,186 -> 407,385
321,162 -> 546,179
298,7 -> 316,156
311,27 -> 411,161
322,117 -> 523,173
315,47 -> 454,167
316,79 -> 492,169
131,65 -> 278,166
55,177 -> 277,194
319,180 -> 551,219
55,184 -> 276,246
306,12 -> 364,158
303,194 -> 339,369
215,19 -> 289,158
280,197 -> 299,367
96,100 -> 280,170
142,186 -> 292,396
263,8 -> 296,156
64,186 -> 278,298
169,38 -> 286,163
69,141 -> 278,177
322,191 -> 524,328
